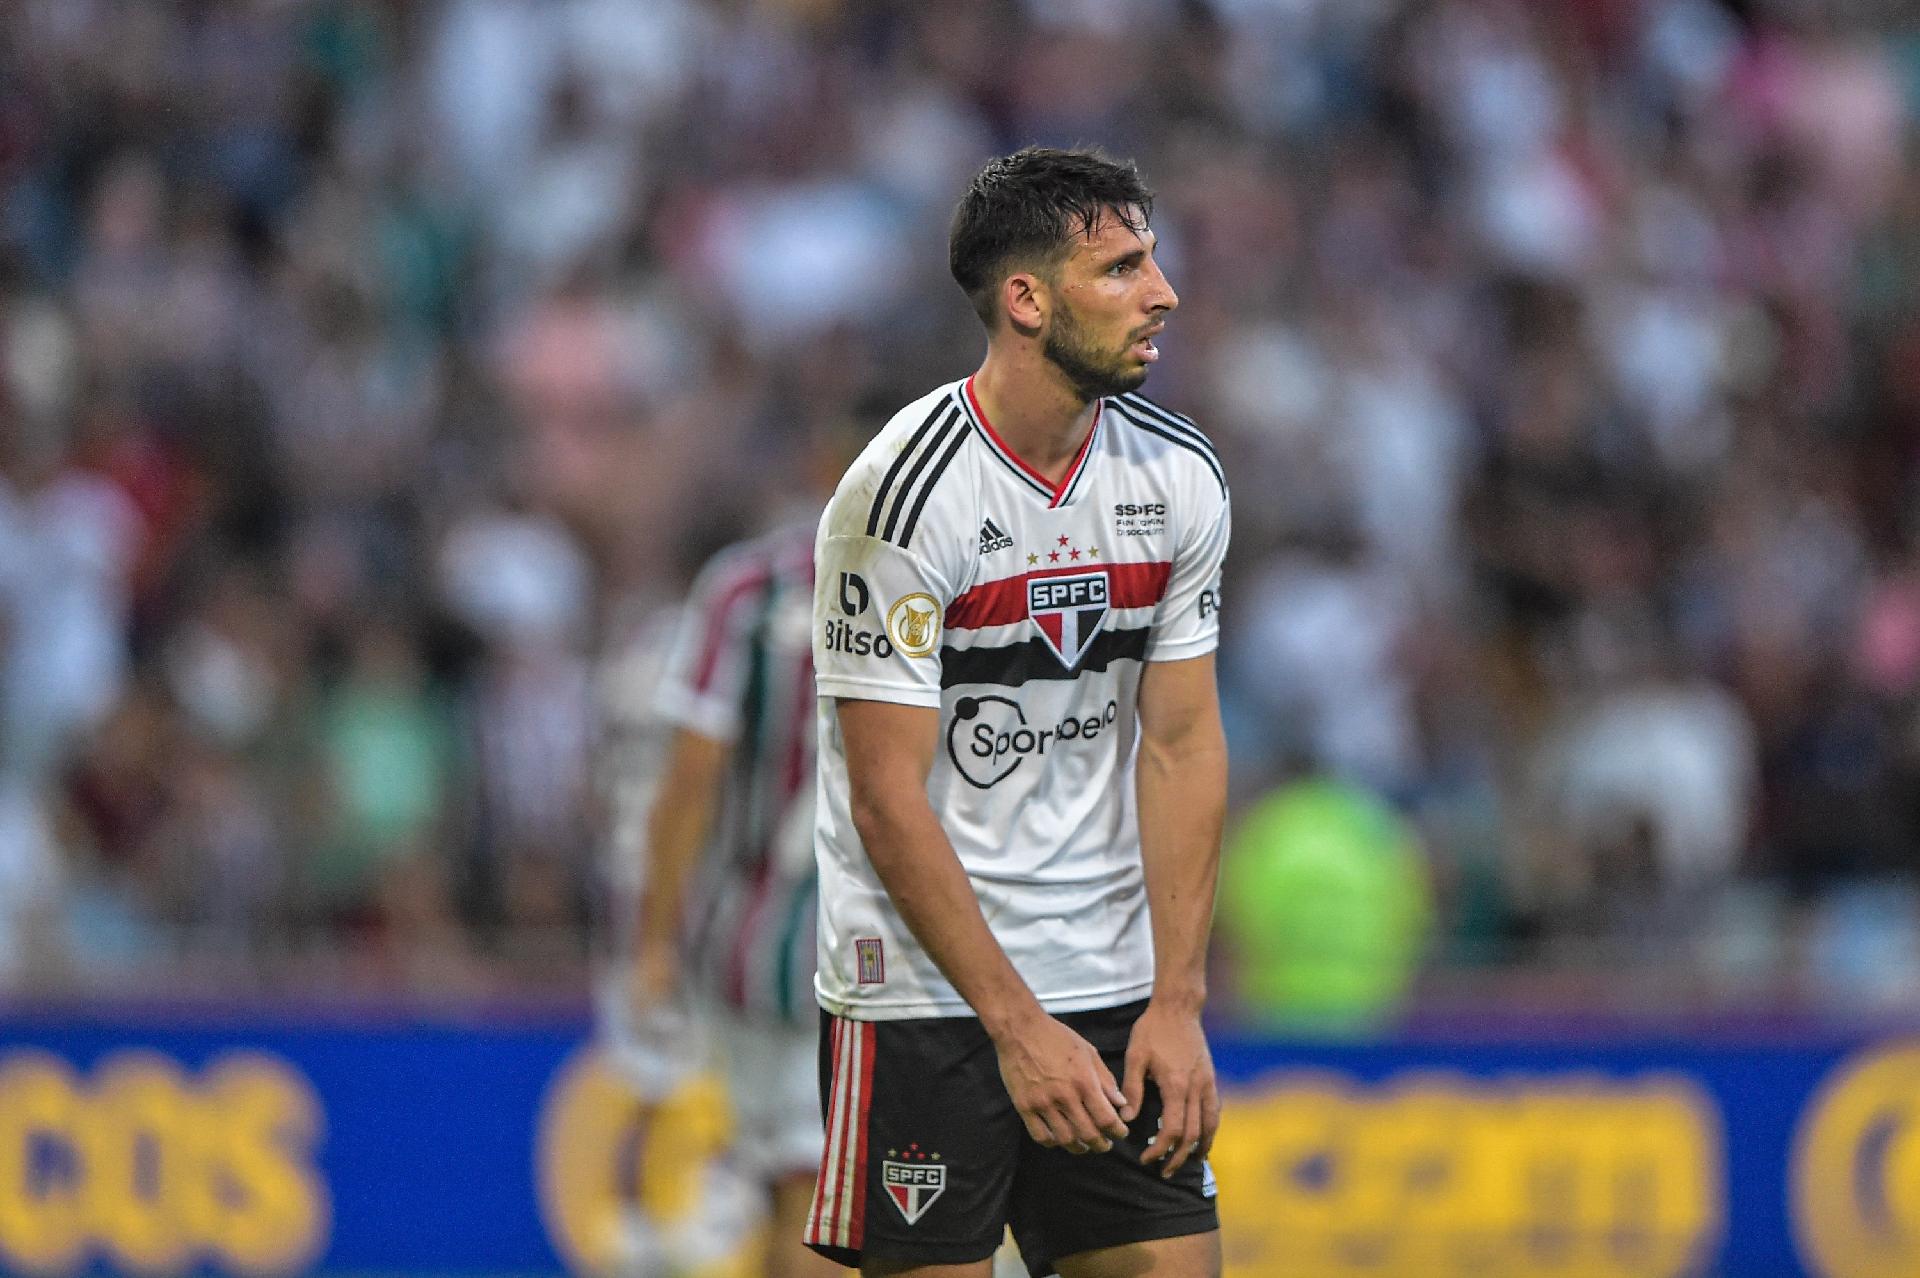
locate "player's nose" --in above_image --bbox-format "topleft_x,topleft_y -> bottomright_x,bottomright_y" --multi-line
1144,259 -> 1178,315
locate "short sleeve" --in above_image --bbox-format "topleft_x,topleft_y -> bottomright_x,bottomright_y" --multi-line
653,551 -> 767,741
814,533 -> 953,708
1147,489 -> 1230,662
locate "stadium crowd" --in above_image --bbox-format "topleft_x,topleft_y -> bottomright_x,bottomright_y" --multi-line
0,0 -> 1916,1014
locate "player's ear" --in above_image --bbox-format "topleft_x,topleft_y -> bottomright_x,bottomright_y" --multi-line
1002,271 -> 1046,335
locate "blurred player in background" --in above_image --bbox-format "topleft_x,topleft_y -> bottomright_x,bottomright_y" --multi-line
806,148 -> 1228,1277
596,531 -> 767,1277
617,426 -> 854,1278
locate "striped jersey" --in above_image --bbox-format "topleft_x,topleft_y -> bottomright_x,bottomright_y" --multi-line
596,600 -> 685,974
656,517 -> 819,1023
812,377 -> 1230,1021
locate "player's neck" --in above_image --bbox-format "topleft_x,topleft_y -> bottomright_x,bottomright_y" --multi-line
969,352 -> 1099,487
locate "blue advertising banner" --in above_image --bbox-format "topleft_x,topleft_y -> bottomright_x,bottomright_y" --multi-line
0,1009 -> 1913,1277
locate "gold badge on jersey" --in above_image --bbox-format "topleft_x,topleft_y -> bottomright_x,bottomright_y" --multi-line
886,593 -> 940,658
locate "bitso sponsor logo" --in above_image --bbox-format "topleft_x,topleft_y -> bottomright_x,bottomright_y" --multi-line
881,1145 -> 946,1225
1028,571 -> 1109,669
838,572 -> 870,617
947,695 -> 1119,789
822,618 -> 893,658
1114,501 -> 1167,537
887,593 -> 941,658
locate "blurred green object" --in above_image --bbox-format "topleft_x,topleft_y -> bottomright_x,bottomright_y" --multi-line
1220,778 -> 1430,1035
307,633 -> 453,906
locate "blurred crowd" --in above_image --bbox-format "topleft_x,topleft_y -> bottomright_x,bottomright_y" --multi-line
1,0 -> 1917,1011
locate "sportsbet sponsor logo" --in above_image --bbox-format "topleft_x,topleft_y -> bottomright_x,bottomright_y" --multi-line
1792,1040 -> 1920,1278
947,695 -> 1119,789
0,1049 -> 327,1275
1211,1071 -> 1722,1278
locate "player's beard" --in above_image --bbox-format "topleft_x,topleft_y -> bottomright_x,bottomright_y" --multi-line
1043,302 -> 1149,402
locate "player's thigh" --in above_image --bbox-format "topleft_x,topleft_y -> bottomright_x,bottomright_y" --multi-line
1052,1229 -> 1221,1278
1007,1003 -> 1218,1275
807,1012 -> 1024,1270
771,1172 -> 845,1278
859,1259 -> 994,1278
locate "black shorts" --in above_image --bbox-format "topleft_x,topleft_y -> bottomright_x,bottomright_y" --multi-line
801,1000 -> 1218,1274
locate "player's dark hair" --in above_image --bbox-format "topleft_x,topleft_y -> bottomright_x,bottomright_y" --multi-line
949,146 -> 1155,327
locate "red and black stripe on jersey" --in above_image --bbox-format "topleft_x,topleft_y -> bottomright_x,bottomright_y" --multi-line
939,560 -> 1172,689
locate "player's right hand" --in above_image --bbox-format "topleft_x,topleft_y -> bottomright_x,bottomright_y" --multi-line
990,1010 -> 1131,1155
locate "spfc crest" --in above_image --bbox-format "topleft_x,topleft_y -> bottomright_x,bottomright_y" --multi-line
1028,571 -> 1109,670
882,1158 -> 946,1225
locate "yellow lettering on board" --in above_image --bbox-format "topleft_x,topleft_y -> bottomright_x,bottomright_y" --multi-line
202,1054 -> 329,1274
1792,1041 -> 1920,1278
1212,1071 -> 1722,1278
0,1049 -> 327,1277
89,1053 -> 190,1275
0,1053 -> 88,1274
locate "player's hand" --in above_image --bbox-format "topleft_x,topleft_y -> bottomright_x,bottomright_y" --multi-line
630,937 -> 679,1015
1122,1000 -> 1219,1178
991,1009 -> 1131,1155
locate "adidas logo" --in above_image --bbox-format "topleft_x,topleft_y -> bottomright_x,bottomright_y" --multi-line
978,518 -> 1014,555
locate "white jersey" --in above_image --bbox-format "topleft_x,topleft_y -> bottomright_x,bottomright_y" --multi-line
812,377 -> 1230,1020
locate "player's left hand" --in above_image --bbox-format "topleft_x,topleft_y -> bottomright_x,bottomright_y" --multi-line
1121,1000 -> 1219,1178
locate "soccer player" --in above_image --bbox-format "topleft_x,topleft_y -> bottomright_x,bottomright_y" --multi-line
628,442 -> 849,1278
805,148 -> 1229,1277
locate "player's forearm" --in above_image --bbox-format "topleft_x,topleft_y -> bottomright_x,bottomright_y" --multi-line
1135,725 -> 1227,1012
850,788 -> 1046,1040
635,805 -> 707,943
634,731 -> 726,945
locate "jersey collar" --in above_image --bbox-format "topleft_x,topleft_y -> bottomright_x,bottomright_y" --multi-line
961,377 -> 1101,509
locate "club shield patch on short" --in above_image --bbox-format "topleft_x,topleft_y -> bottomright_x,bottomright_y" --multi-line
1028,570 -> 1108,669
882,1149 -> 946,1225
